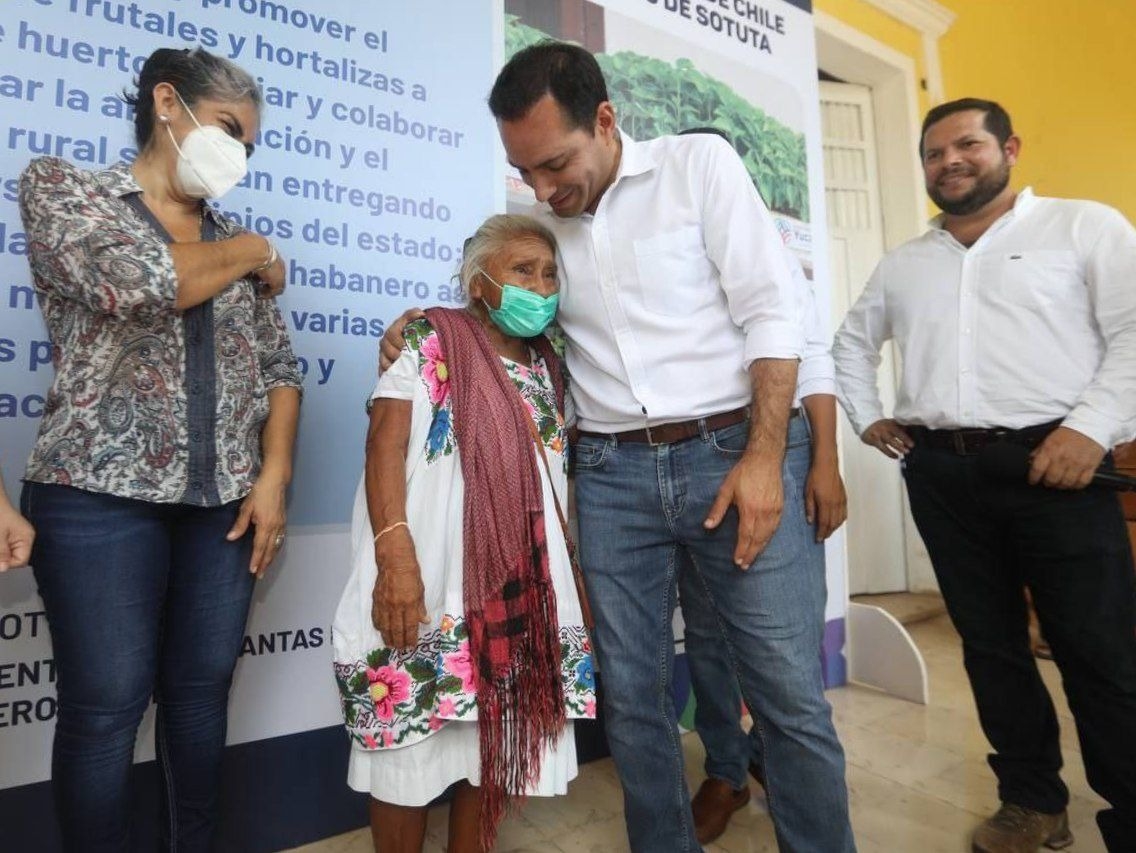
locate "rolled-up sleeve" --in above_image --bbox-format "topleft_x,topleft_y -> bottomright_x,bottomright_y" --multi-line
254,296 -> 304,393
19,156 -> 178,319
795,260 -> 836,400
832,263 -> 891,436
698,138 -> 803,364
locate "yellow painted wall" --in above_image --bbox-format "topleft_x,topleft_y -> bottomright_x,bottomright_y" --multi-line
940,0 -> 1136,220
816,0 -> 1136,221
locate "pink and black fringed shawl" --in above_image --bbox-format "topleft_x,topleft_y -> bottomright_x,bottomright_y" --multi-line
424,307 -> 566,851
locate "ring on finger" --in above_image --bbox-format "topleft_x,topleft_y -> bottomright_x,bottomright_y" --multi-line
273,532 -> 286,548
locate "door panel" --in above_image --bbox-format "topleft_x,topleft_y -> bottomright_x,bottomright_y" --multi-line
821,80 -> 920,594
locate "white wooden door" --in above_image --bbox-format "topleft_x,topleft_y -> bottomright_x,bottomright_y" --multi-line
820,81 -> 910,595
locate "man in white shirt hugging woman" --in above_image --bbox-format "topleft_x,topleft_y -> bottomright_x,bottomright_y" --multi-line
486,42 -> 855,853
385,41 -> 856,853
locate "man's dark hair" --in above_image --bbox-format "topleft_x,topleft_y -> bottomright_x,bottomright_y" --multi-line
919,98 -> 1014,157
488,40 -> 609,133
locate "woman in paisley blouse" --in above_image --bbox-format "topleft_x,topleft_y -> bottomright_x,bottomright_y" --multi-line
332,215 -> 594,853
17,48 -> 302,851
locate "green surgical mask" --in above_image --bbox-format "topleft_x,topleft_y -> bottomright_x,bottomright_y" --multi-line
479,269 -> 559,338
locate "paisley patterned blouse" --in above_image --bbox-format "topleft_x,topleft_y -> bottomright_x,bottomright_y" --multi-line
18,156 -> 303,505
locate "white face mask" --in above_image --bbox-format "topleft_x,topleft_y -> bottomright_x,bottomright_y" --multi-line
165,90 -> 248,199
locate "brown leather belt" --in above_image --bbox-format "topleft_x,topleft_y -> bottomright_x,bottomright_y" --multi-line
579,406 -> 798,446
905,419 -> 1062,456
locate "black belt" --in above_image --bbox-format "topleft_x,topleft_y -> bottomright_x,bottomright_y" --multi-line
905,419 -> 1062,456
579,406 -> 799,446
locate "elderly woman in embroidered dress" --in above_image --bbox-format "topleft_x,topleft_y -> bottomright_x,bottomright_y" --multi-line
333,214 -> 594,853
17,47 -> 302,852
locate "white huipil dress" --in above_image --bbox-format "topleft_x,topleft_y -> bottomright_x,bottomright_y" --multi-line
332,321 -> 595,806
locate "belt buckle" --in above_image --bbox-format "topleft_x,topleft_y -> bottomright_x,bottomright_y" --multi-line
952,431 -> 968,455
644,423 -> 663,447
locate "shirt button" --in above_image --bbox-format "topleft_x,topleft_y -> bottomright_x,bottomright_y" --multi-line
191,431 -> 201,442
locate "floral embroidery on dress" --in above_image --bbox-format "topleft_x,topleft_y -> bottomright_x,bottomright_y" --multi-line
366,665 -> 412,721
425,407 -> 452,458
420,334 -> 451,405
503,356 -> 568,470
335,616 -> 594,750
404,321 -> 569,468
441,643 -> 478,693
404,320 -> 457,464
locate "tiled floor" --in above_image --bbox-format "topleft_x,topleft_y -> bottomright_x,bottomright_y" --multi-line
284,614 -> 1106,853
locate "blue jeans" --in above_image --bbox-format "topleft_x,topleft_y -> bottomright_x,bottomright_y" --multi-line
21,482 -> 256,853
574,415 -> 854,852
681,417 -> 852,851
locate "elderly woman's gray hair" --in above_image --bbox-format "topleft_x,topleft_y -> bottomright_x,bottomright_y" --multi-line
458,214 -> 559,296
124,47 -> 261,150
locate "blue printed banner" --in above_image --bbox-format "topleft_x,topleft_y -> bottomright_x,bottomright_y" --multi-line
0,0 -> 500,790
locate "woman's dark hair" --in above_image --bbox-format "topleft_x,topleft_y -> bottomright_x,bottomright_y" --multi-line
919,98 -> 1013,157
488,40 -> 608,133
124,47 -> 261,150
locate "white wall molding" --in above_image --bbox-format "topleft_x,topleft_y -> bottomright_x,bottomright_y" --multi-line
921,32 -> 946,104
863,0 -> 956,104
864,0 -> 956,37
815,6 -> 942,596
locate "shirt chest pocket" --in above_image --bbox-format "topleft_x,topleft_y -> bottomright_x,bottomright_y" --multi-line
632,225 -> 714,316
981,250 -> 1082,308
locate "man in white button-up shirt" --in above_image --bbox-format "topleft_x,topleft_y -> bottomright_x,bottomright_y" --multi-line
833,98 -> 1136,853
488,43 -> 853,853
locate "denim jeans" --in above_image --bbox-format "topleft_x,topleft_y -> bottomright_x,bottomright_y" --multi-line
574,415 -> 854,852
901,445 -> 1136,852
22,482 -> 256,853
679,418 -> 840,827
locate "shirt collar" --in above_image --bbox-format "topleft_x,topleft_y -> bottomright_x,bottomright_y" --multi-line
96,161 -> 143,198
1011,186 -> 1037,214
928,185 -> 1037,230
571,130 -> 656,220
95,161 -> 229,228
613,130 -> 658,182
